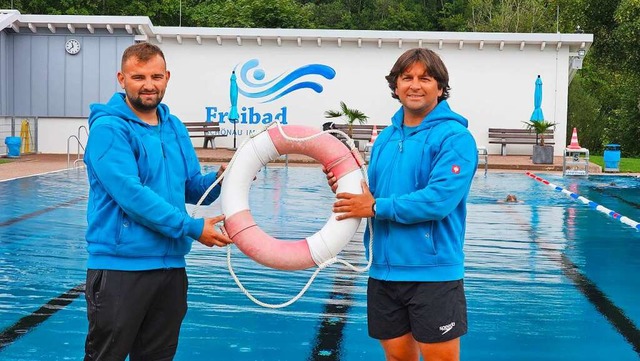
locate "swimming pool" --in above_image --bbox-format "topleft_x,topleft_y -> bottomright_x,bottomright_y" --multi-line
1,167 -> 639,360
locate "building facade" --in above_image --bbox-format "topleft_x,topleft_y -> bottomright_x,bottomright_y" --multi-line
0,10 -> 593,155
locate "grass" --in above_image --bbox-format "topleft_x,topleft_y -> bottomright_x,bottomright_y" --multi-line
589,155 -> 640,173
0,158 -> 12,165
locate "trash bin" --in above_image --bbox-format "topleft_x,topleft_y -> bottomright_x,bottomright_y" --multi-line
603,144 -> 621,172
4,136 -> 21,158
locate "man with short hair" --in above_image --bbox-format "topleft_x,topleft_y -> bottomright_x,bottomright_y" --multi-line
327,48 -> 477,360
83,42 -> 232,360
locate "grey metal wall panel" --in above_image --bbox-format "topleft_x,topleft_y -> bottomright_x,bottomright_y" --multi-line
6,34 -> 13,115
116,37 -> 131,68
8,33 -> 133,117
12,35 -> 30,115
65,37 -> 83,115
30,36 -> 49,115
81,37 -> 100,116
0,31 -> 7,115
47,36 -> 65,115
99,37 -> 119,104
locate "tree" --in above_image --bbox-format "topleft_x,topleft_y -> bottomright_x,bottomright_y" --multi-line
438,0 -> 470,31
190,0 -> 314,28
613,0 -> 640,71
567,72 -> 604,153
325,101 -> 368,138
467,0 -> 560,33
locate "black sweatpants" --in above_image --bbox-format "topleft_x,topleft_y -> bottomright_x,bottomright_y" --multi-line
84,268 -> 188,361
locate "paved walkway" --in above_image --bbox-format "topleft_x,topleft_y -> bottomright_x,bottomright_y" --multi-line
0,149 -> 603,181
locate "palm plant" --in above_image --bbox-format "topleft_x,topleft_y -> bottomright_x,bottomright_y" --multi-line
324,101 -> 368,138
523,120 -> 557,146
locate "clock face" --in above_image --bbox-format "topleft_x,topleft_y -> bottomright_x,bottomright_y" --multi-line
65,39 -> 81,55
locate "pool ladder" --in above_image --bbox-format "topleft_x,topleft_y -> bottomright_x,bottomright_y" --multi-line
67,125 -> 88,169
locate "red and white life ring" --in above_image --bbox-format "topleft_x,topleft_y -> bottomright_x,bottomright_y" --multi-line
221,125 -> 364,270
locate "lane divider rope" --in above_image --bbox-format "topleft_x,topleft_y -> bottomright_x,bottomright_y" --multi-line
525,171 -> 640,231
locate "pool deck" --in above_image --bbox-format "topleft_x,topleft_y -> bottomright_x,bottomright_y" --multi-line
0,148 -> 607,181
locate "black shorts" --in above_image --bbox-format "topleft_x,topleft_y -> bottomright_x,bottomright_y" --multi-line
367,278 -> 467,343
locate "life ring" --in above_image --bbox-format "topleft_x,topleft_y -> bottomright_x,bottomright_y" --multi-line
221,125 -> 365,270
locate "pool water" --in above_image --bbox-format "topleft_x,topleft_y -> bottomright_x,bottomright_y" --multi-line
0,167 -> 639,360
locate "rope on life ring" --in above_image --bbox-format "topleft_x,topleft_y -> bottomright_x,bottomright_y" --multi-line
191,122 -> 374,308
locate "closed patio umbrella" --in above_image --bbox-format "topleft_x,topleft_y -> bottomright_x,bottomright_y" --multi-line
229,71 -> 239,149
530,75 -> 544,145
530,75 -> 544,122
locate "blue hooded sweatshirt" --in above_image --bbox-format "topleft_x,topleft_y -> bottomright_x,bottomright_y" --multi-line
84,93 -> 221,271
366,100 -> 477,281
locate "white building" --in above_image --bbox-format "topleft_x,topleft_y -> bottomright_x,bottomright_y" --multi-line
0,10 -> 593,156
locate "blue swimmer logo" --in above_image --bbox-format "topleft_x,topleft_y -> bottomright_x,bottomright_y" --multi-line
206,59 -> 336,127
236,59 -> 336,103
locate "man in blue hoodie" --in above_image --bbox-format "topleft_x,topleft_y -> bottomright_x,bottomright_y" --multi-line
328,48 -> 477,360
83,42 -> 233,360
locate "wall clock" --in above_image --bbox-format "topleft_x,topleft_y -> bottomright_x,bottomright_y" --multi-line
65,39 -> 81,55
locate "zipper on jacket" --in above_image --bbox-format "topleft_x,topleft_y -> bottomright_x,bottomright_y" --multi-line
158,121 -> 172,257
383,142 -> 401,274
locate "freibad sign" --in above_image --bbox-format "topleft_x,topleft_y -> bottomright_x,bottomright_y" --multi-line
204,59 -> 335,137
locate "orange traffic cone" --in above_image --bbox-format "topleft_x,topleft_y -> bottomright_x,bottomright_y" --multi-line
369,125 -> 378,145
567,127 -> 581,149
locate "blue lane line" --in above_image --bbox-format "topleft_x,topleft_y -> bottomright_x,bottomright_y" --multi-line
0,195 -> 88,351
0,196 -> 87,227
308,275 -> 355,361
560,254 -> 640,355
525,172 -> 640,354
0,283 -> 85,351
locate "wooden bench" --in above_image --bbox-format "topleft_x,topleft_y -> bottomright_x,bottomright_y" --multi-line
488,128 -> 554,156
183,121 -> 227,149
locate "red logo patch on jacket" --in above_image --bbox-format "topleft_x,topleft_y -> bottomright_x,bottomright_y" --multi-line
452,165 -> 461,174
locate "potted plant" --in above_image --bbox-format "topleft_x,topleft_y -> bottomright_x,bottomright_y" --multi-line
523,120 -> 557,164
324,101 -> 368,145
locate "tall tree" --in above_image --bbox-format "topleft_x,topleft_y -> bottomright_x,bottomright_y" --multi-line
190,0 -> 314,28
467,0 -> 561,33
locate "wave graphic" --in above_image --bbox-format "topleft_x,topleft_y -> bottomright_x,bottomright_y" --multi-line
236,59 -> 336,103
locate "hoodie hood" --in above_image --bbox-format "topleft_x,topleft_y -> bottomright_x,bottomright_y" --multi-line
89,93 -> 170,128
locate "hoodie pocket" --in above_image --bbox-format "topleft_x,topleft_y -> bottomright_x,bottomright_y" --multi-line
116,214 -> 167,257
387,222 -> 437,266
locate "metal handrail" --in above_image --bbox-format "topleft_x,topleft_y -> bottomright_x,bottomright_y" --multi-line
66,125 -> 88,168
77,125 -> 88,158
67,135 -> 86,169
